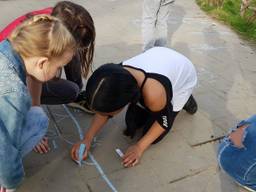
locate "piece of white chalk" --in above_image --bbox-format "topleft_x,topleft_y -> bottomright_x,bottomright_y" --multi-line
115,148 -> 124,158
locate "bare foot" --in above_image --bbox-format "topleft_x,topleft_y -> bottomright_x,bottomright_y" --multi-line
34,137 -> 50,154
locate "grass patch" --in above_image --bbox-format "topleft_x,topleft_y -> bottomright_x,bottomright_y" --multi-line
196,0 -> 256,40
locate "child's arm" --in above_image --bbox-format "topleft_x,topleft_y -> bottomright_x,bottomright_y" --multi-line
71,113 -> 109,161
123,121 -> 165,167
122,79 -> 170,167
26,76 -> 42,106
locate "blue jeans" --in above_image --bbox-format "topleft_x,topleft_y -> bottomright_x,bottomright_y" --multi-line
0,106 -> 48,190
218,115 -> 256,190
19,106 -> 48,157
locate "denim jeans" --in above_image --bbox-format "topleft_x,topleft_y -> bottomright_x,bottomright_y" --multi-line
0,106 -> 48,190
218,114 -> 256,190
19,106 -> 48,157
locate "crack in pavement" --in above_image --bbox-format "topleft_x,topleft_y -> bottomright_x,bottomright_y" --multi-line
169,166 -> 216,184
191,135 -> 225,147
86,183 -> 93,192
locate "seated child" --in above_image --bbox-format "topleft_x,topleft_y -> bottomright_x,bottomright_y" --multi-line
71,47 -> 198,168
0,15 -> 75,191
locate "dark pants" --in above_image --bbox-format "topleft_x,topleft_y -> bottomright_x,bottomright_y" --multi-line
125,104 -> 179,144
41,56 -> 83,105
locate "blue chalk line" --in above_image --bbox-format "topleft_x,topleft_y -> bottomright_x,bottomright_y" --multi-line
62,105 -> 118,192
62,105 -> 84,139
52,139 -> 58,149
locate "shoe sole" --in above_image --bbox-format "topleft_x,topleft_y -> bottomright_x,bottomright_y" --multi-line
67,103 -> 95,115
236,181 -> 256,192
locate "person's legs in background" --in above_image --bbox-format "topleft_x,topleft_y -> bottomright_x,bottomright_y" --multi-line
155,0 -> 172,47
142,0 -> 161,51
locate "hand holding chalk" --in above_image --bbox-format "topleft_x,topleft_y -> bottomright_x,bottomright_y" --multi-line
71,137 -> 93,165
75,143 -> 86,166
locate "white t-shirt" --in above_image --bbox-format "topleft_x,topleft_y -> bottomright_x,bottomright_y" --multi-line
123,47 -> 197,111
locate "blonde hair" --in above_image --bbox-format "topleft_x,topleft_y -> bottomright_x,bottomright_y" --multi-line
9,14 -> 76,59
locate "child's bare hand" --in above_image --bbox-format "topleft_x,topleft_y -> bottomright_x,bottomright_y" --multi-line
34,137 -> 50,154
122,144 -> 143,168
71,138 -> 91,161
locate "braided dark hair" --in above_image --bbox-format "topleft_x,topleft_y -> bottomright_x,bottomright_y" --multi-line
86,64 -> 140,113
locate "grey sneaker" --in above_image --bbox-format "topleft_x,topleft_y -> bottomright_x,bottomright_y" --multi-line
67,90 -> 95,114
67,101 -> 95,114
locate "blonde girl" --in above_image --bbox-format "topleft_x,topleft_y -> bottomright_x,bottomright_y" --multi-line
0,15 -> 75,191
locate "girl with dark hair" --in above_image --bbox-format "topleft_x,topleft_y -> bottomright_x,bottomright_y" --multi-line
71,47 -> 198,168
0,1 -> 96,153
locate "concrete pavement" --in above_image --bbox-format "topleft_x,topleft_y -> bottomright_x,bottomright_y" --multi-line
0,0 -> 255,191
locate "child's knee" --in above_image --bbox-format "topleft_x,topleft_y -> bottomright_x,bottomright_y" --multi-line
246,114 -> 256,123
229,124 -> 248,148
64,82 -> 80,102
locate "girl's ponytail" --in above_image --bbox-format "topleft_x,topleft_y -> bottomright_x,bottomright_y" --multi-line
9,14 -> 76,60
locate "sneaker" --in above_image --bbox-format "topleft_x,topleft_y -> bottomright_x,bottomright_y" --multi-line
183,95 -> 198,114
67,90 -> 95,115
